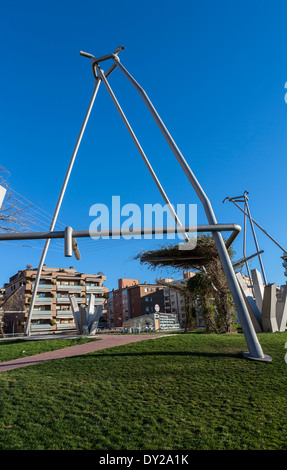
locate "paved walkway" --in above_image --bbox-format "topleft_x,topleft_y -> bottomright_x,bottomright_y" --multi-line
0,334 -> 163,372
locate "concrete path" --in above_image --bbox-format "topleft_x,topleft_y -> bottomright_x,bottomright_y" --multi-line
0,334 -> 163,372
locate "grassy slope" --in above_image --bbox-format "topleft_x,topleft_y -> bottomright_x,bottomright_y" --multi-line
0,332 -> 286,450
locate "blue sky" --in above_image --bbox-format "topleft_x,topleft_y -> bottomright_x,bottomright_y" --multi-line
0,0 -> 286,291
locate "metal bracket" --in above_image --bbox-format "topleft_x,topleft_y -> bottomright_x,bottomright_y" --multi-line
80,46 -> 125,80
64,226 -> 81,260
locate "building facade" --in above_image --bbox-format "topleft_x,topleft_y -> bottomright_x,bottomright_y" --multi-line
156,271 -> 195,325
107,279 -> 165,328
156,270 -> 206,328
1,265 -> 107,335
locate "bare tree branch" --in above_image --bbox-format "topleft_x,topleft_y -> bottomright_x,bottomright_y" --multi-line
0,166 -> 36,232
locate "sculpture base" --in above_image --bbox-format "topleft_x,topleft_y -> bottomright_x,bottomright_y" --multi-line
243,352 -> 272,362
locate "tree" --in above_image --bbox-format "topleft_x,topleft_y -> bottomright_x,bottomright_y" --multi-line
135,234 -> 237,334
0,166 -> 30,232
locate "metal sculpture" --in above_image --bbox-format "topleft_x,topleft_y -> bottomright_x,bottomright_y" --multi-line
225,192 -> 287,333
0,48 -> 272,361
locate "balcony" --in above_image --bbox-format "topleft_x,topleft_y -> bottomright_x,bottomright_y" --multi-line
57,323 -> 75,329
56,310 -> 73,318
86,286 -> 103,293
56,285 -> 82,292
56,296 -> 83,303
32,283 -> 53,292
32,310 -> 52,314
35,297 -> 53,304
31,275 -> 52,280
31,323 -> 52,330
56,297 -> 71,303
88,297 -> 104,305
32,310 -> 52,319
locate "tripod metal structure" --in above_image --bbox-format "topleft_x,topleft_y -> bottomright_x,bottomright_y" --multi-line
224,191 -> 287,289
224,191 -> 267,287
1,47 -> 272,361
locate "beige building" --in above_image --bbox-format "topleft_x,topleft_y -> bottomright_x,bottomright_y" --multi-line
156,270 -> 205,328
1,265 -> 107,335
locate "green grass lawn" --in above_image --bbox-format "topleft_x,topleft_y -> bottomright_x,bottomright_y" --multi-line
0,336 -> 99,362
0,332 -> 286,450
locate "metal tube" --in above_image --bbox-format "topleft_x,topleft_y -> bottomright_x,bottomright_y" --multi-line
229,200 -> 287,253
233,250 -> 264,268
92,53 -> 117,64
244,194 -> 267,285
113,57 -> 270,361
80,51 -> 95,60
72,238 -> 81,260
105,63 -> 117,78
0,224 -> 241,241
95,63 -> 189,242
224,226 -> 242,249
65,226 -> 73,257
243,200 -> 254,293
24,79 -> 101,336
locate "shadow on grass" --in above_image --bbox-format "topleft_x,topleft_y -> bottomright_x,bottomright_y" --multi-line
70,350 -> 244,361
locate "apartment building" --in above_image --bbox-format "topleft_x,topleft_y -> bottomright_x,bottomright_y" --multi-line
107,278 -> 140,327
1,265 -> 107,335
156,270 -> 206,328
107,278 -> 165,328
0,288 -> 5,307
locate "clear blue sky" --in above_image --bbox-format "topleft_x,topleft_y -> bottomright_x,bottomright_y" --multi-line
0,0 -> 286,291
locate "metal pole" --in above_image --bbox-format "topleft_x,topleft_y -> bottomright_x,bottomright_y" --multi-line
233,250 -> 264,268
113,56 -> 271,361
227,199 -> 287,253
243,199 -> 254,294
65,226 -> 73,257
0,224 -> 241,242
95,64 -> 189,242
24,79 -> 101,336
243,193 -> 267,285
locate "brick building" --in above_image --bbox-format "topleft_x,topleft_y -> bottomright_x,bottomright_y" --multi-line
107,279 -> 165,328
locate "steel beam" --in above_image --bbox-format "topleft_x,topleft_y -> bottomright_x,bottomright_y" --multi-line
0,223 -> 241,247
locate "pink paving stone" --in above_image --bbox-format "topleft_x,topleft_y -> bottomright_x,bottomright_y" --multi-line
0,334 -> 164,372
